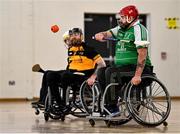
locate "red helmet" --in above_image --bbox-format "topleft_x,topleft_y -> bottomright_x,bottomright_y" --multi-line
119,5 -> 139,19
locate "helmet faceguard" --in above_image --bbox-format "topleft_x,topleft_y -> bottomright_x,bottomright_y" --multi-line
63,31 -> 70,42
62,31 -> 71,48
116,5 -> 139,29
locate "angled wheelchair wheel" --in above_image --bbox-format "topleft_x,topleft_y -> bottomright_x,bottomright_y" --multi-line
80,81 -> 101,115
44,112 -> 49,121
35,109 -> 40,115
48,113 -> 62,120
44,92 -> 64,120
44,93 -> 50,121
125,75 -> 171,127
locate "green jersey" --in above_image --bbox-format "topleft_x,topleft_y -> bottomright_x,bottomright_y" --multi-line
110,20 -> 152,66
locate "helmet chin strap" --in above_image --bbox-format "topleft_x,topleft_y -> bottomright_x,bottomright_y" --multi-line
126,16 -> 132,23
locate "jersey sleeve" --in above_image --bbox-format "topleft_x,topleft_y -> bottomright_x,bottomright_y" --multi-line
134,24 -> 150,49
84,45 -> 101,60
109,26 -> 120,38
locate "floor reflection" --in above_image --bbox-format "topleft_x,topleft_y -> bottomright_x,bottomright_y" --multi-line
0,101 -> 179,133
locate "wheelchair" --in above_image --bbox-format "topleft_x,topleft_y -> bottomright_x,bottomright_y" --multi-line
43,80 -> 89,122
80,68 -> 171,127
31,64 -> 90,121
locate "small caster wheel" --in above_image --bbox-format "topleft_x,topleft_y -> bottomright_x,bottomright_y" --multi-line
61,115 -> 65,122
89,119 -> 95,127
163,121 -> 168,126
35,109 -> 40,115
44,113 -> 49,121
106,121 -> 111,128
104,120 -> 108,125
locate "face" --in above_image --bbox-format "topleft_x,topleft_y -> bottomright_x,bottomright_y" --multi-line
69,32 -> 82,46
116,13 -> 131,29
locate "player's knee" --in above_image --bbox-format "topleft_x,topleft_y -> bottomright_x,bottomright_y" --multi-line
46,72 -> 60,85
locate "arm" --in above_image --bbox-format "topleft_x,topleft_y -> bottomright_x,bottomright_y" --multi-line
87,57 -> 106,85
94,31 -> 113,42
131,48 -> 147,85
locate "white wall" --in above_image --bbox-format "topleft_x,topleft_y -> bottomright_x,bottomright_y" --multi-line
0,0 -> 180,98
0,0 -> 33,98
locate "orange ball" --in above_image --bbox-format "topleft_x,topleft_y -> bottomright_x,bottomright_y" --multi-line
51,25 -> 59,33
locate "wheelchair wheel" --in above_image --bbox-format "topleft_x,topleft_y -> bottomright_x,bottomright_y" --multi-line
44,93 -> 64,120
125,75 -> 171,127
44,112 -> 49,121
35,108 -> 40,115
89,119 -> 95,127
45,112 -> 63,121
48,113 -> 62,120
80,81 -> 101,114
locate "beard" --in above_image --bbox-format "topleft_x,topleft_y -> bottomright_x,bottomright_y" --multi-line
117,20 -> 129,29
70,38 -> 82,46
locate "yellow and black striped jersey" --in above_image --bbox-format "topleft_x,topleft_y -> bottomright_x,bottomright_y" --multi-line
67,42 -> 101,76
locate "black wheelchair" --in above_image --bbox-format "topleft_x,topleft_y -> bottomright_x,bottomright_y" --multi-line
80,67 -> 171,127
43,79 -> 89,122
31,64 -> 90,121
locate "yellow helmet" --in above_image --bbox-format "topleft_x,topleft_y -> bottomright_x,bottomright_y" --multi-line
62,31 -> 70,42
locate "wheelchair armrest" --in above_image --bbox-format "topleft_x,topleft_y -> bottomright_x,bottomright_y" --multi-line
141,72 -> 156,78
73,72 -> 85,76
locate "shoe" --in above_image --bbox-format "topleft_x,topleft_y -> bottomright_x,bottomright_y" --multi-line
105,104 -> 120,117
52,101 -> 70,113
32,64 -> 45,73
111,106 -> 120,117
32,64 -> 41,72
37,102 -> 45,108
52,100 -> 60,109
31,101 -> 44,108
31,101 -> 40,105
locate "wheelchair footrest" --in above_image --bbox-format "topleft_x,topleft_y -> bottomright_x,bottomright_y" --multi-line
92,112 -> 101,117
87,115 -> 107,120
87,113 -> 128,121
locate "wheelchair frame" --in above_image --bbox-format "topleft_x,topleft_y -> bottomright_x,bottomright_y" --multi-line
32,80 -> 89,121
43,81 -> 89,121
80,74 -> 171,127
31,64 -> 90,121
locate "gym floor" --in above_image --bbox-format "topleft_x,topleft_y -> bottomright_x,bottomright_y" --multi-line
0,100 -> 180,133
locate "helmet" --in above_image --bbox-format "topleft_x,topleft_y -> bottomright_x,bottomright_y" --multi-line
62,31 -> 70,42
119,5 -> 139,19
69,28 -> 83,35
62,31 -> 71,48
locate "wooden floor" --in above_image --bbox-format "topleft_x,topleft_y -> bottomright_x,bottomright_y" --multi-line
0,100 -> 180,133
